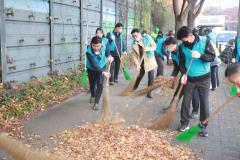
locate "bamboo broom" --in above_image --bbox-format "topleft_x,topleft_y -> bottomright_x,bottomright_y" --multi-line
98,61 -> 112,123
119,54 -> 145,96
132,77 -> 173,97
148,58 -> 194,130
0,133 -> 62,160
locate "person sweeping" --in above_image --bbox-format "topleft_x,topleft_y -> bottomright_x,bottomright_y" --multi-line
154,30 -> 167,77
130,28 -> 157,98
106,23 -> 127,85
161,37 -> 200,119
176,26 -> 215,137
175,63 -> 240,143
86,36 -> 113,110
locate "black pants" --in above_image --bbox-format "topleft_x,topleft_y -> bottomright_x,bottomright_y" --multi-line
87,69 -> 104,104
192,87 -> 200,113
155,54 -> 164,77
180,77 -> 210,126
211,66 -> 220,89
133,61 -> 154,93
110,55 -> 121,82
171,79 -> 199,113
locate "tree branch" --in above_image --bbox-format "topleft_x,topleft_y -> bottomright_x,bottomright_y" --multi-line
179,1 -> 193,21
193,0 -> 205,18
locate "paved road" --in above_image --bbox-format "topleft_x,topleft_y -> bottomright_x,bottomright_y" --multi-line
1,65 -> 240,160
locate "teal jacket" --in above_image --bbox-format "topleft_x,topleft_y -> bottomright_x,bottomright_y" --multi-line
155,36 -> 167,58
106,32 -> 125,55
179,36 -> 215,79
142,34 -> 155,58
233,36 -> 240,62
207,32 -> 217,46
86,45 -> 108,72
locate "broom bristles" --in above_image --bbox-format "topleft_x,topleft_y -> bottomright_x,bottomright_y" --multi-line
98,83 -> 112,123
98,62 -> 112,123
0,134 -> 61,160
81,70 -> 88,87
133,78 -> 173,97
133,83 -> 162,97
148,98 -> 178,130
119,69 -> 140,96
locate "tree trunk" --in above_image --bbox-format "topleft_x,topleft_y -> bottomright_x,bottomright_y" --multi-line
187,7 -> 195,29
237,0 -> 240,36
172,0 -> 192,34
175,18 -> 184,34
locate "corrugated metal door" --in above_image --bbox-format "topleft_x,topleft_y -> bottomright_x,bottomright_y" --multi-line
81,0 -> 101,53
3,0 -> 51,83
52,0 -> 81,73
102,0 -> 116,35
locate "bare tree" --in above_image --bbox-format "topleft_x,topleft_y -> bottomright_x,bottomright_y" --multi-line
187,0 -> 205,29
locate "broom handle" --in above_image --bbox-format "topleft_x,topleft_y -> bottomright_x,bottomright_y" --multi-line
112,38 -> 125,69
202,95 -> 238,124
83,23 -> 89,70
175,58 -> 194,98
104,61 -> 112,84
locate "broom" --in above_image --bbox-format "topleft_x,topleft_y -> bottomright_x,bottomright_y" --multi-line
132,77 -> 173,97
176,85 -> 239,142
98,61 -> 112,123
148,58 -> 194,130
0,133 -> 62,160
119,54 -> 145,96
111,35 -> 132,81
80,23 -> 89,87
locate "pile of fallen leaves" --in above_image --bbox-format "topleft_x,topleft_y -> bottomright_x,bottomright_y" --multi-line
52,123 -> 197,160
0,70 -> 87,138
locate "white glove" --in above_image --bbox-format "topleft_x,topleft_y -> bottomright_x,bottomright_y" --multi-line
107,56 -> 113,63
181,74 -> 187,85
144,47 -> 151,52
191,51 -> 201,59
103,71 -> 111,78
136,65 -> 141,70
232,58 -> 236,64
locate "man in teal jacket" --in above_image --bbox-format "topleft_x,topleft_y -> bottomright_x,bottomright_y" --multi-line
177,26 -> 215,137
86,36 -> 113,110
106,23 -> 127,85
